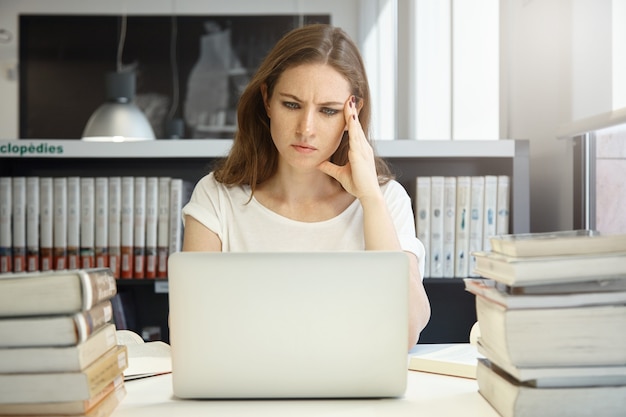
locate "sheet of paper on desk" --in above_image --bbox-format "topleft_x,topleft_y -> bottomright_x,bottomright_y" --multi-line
409,344 -> 483,379
117,330 -> 172,380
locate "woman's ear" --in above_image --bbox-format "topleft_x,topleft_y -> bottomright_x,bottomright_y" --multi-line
261,83 -> 270,117
355,97 -> 364,115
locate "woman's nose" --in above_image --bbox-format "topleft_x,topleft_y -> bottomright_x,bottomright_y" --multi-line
296,111 -> 315,137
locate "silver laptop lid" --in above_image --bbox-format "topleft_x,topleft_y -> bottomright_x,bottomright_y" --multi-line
168,251 -> 409,399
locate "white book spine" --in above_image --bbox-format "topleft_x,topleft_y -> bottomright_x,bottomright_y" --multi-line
145,177 -> 159,279
157,177 -> 171,278
80,177 -> 95,269
25,177 -> 40,272
133,177 -> 147,279
120,176 -> 134,279
454,176 -> 471,278
11,177 -> 26,273
468,176 -> 485,277
66,176 -> 81,270
169,179 -> 184,256
482,175 -> 498,251
0,177 -> 11,273
429,176 -> 445,278
496,175 -> 510,235
95,177 -> 109,268
415,177 -> 431,278
39,177 -> 54,271
108,177 -> 122,278
53,177 -> 68,270
442,177 -> 457,278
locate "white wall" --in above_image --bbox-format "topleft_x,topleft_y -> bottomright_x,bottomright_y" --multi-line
505,0 -> 574,232
505,0 -> 618,232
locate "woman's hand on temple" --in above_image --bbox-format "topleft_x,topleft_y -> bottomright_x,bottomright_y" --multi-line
317,96 -> 381,201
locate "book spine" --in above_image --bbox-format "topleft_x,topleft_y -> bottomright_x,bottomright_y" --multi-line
39,177 -> 54,272
496,175 -> 510,235
430,176 -> 445,278
157,177 -> 171,278
133,177 -> 146,278
108,177 -> 122,279
94,177 -> 109,268
25,176 -> 40,272
168,178 -> 184,256
83,345 -> 128,399
482,175 -> 498,251
145,177 -> 159,279
79,268 -> 118,310
74,300 -> 114,344
0,177 -> 11,273
442,177 -> 457,278
67,176 -> 81,270
468,176 -> 485,277
53,177 -> 68,270
120,176 -> 134,279
415,177 -> 431,278
11,177 -> 26,273
454,176 -> 471,278
80,177 -> 96,269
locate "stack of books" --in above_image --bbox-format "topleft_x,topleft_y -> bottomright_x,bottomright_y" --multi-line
466,230 -> 626,417
0,268 -> 128,416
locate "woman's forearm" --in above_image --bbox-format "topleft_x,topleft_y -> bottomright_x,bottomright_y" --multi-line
359,194 -> 431,349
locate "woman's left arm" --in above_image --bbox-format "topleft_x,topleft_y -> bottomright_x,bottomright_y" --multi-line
318,96 -> 431,349
359,192 -> 431,348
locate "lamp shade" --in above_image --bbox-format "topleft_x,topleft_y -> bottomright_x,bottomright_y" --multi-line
82,71 -> 156,141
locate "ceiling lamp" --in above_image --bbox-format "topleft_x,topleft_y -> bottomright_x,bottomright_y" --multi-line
82,14 -> 155,142
82,70 -> 155,142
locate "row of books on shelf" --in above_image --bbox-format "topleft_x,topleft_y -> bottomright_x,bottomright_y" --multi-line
0,175 -> 194,278
466,230 -> 626,417
0,267 -> 128,416
415,175 -> 510,279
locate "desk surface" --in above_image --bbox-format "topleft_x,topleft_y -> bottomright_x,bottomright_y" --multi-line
112,369 -> 499,417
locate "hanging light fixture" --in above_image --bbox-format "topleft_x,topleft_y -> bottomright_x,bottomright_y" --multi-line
82,15 -> 155,142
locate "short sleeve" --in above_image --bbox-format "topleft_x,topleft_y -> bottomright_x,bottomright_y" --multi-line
382,180 -> 426,279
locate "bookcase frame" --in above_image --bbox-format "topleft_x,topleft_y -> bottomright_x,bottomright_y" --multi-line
1,138 -> 530,343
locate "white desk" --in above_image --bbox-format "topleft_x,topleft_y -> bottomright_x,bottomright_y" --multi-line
112,370 -> 499,417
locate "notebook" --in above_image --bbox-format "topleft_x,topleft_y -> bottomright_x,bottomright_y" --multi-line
167,251 -> 410,399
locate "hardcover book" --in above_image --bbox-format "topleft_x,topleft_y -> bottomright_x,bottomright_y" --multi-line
0,345 -> 128,403
477,358 -> 626,417
474,294 -> 626,367
489,229 -> 626,258
0,323 -> 117,373
0,300 -> 114,348
0,268 -> 117,317
471,250 -> 626,286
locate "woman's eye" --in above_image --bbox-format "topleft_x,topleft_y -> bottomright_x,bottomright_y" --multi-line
283,101 -> 299,110
321,108 -> 339,116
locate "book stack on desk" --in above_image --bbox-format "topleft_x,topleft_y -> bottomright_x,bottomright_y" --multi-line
0,268 -> 128,416
466,230 -> 626,417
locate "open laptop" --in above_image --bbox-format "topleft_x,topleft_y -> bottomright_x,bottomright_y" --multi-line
167,251 -> 409,399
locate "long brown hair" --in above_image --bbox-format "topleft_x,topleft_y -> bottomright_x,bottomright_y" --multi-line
213,24 -> 393,193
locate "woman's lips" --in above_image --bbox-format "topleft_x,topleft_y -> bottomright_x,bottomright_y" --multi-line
292,144 -> 317,153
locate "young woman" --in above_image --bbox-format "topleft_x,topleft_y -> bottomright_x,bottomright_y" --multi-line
182,23 -> 430,348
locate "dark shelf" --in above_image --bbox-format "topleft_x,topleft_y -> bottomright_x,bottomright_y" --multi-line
418,278 -> 477,344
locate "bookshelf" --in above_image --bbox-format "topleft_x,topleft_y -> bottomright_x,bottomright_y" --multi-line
0,138 -> 530,343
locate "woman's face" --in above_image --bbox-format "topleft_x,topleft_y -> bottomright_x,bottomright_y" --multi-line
262,63 -> 352,172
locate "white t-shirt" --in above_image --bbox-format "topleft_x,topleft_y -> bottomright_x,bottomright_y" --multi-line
182,172 -> 425,278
